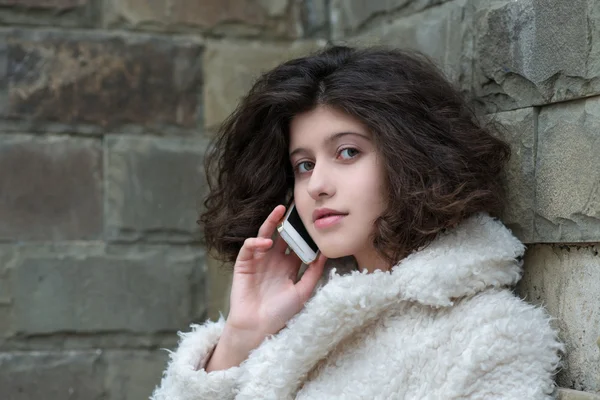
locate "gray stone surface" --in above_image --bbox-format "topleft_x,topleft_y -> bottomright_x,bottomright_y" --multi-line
103,0 -> 313,38
0,349 -> 170,400
8,245 -> 205,334
203,39 -> 325,130
491,108 -> 536,242
534,97 -> 600,242
0,351 -> 106,400
517,244 -> 600,393
346,0 -> 471,90
558,388 -> 600,400
302,0 -> 329,37
1,29 -> 203,132
104,350 -> 169,400
0,134 -> 103,241
0,0 -> 86,7
0,0 -> 93,27
330,0 -> 452,39
472,0 -> 600,113
105,135 -> 207,243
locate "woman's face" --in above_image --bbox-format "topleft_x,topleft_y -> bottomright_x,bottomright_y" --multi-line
289,105 -> 386,260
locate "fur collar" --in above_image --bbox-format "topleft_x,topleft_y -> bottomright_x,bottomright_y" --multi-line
236,213 -> 525,399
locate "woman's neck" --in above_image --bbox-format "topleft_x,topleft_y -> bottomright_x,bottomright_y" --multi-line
354,246 -> 393,273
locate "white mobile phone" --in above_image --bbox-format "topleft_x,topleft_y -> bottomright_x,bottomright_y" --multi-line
277,202 -> 319,264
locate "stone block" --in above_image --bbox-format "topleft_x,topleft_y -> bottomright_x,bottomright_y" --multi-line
491,108 -> 536,242
301,0 -> 329,38
0,135 -> 102,241
472,0 -> 600,113
0,351 -> 105,400
558,389 -> 600,400
203,39 -> 324,130
517,244 -> 600,393
10,245 -> 205,334
104,350 -> 169,400
0,0 -> 86,8
0,0 -> 93,27
534,97 -> 600,242
330,0 -> 452,39
346,0 -> 471,90
1,30 -> 203,132
103,0 -> 318,38
105,136 -> 207,243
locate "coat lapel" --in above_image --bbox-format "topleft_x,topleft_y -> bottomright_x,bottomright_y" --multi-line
236,213 -> 525,399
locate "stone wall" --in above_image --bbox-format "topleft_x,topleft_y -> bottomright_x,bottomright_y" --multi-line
0,0 -> 598,399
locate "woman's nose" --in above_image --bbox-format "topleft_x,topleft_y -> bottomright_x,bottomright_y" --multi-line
307,162 -> 335,200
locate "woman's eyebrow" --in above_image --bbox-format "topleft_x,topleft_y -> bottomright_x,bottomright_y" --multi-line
289,131 -> 370,157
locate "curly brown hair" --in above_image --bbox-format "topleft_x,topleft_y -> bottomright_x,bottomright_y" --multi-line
200,45 -> 511,265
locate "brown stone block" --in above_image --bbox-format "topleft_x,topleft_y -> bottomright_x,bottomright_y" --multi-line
103,0 -> 307,38
0,135 -> 102,241
203,39 -> 324,130
330,0 -> 451,39
3,30 -> 203,130
0,0 -> 86,9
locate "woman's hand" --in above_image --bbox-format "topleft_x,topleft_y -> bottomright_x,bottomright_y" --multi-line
226,204 -> 327,341
206,205 -> 327,372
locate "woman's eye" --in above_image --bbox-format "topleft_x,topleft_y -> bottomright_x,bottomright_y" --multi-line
297,161 -> 314,173
339,148 -> 360,159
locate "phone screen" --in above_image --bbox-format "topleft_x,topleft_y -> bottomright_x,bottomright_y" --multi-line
288,206 -> 319,253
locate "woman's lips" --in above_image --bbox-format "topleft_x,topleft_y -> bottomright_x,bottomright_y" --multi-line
314,214 -> 346,229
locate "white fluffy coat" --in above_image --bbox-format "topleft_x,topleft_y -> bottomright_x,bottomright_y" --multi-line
151,214 -> 563,399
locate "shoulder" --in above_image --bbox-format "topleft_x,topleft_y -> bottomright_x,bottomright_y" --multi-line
453,288 -> 556,334
448,289 -> 563,358
446,289 -> 564,399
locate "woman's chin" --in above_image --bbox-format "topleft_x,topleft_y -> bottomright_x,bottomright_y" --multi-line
318,246 -> 353,260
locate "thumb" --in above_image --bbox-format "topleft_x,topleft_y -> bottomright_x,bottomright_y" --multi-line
295,253 -> 327,302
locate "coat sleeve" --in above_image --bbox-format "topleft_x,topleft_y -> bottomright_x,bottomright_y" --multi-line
150,316 -> 242,400
454,291 -> 564,400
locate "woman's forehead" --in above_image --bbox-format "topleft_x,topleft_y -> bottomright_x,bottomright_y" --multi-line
289,106 -> 370,148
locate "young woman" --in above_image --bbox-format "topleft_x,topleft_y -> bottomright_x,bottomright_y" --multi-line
151,46 -> 562,399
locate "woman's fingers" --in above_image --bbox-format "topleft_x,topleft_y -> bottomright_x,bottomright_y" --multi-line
236,237 -> 272,265
295,253 -> 327,302
257,205 -> 286,239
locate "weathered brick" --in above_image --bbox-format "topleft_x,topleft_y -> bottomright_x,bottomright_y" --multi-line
534,97 -> 600,242
0,247 -> 16,339
330,0 -> 451,39
103,0 -> 309,38
557,389 -> 600,400
0,0 -> 86,8
0,135 -> 102,241
11,245 -> 205,334
0,351 -> 105,400
491,108 -> 536,242
105,136 -> 207,243
104,350 -> 169,400
0,2 -> 95,32
344,0 -> 472,91
203,39 -> 324,130
301,0 -> 329,37
517,244 -> 600,393
2,30 -> 203,132
472,0 -> 600,112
